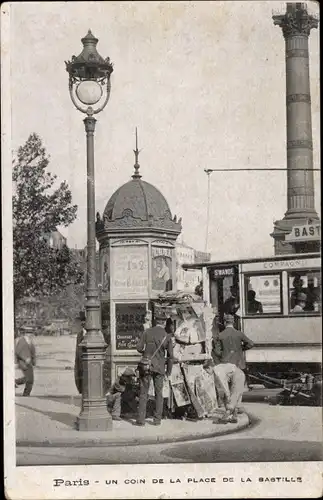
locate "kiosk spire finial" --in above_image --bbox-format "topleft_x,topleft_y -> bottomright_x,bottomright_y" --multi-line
132,127 -> 142,179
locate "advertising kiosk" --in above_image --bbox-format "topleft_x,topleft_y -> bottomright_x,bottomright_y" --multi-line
96,161 -> 182,385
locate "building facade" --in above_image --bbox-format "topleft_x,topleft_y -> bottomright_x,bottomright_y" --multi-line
175,242 -> 211,292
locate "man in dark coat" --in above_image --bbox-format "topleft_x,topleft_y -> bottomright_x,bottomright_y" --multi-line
74,311 -> 86,394
15,327 -> 36,396
222,286 -> 240,316
218,314 -> 254,371
135,315 -> 173,426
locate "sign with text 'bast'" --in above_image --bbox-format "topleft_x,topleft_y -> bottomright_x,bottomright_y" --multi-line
111,245 -> 149,298
285,223 -> 320,242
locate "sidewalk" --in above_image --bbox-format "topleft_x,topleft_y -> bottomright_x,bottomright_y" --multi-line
16,396 -> 250,448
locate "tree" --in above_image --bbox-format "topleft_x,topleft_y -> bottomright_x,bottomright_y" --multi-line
13,133 -> 84,302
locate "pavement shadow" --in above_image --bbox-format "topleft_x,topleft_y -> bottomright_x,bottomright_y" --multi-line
34,395 -> 81,406
161,438 -> 323,463
16,402 -> 77,428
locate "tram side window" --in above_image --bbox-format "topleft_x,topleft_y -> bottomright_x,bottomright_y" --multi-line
245,274 -> 282,314
288,271 -> 321,314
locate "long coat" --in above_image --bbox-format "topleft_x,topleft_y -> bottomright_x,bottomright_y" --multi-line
217,326 -> 254,370
15,335 -> 36,370
74,328 -> 85,394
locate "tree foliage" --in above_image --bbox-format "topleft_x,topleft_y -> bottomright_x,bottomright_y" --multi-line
13,133 -> 84,301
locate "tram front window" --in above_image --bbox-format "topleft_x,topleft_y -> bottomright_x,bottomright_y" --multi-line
245,274 -> 282,314
289,271 -> 321,313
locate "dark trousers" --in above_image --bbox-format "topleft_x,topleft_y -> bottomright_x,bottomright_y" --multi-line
15,365 -> 34,396
137,372 -> 164,423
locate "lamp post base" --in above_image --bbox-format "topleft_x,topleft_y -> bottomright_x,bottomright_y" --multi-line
76,404 -> 112,432
77,338 -> 113,432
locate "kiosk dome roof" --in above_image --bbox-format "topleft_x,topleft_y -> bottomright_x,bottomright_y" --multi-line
99,130 -> 182,234
103,178 -> 171,222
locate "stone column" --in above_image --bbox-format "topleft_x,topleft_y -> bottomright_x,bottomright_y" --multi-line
273,3 -> 318,220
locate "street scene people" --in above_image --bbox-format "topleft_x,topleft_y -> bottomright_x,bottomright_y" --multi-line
15,327 -> 37,396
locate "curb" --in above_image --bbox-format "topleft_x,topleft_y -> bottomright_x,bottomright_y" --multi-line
17,413 -> 250,448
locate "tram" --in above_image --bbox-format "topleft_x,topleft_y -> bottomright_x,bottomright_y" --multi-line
182,252 -> 321,382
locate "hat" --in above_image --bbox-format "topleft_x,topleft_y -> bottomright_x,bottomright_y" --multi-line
224,313 -> 234,322
296,293 -> 307,302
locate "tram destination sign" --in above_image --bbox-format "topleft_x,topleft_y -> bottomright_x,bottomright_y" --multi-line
211,267 -> 235,279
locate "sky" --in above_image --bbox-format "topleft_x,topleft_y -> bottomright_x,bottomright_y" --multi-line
9,1 -> 320,261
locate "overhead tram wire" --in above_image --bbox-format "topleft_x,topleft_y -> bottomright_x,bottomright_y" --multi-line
204,168 -> 321,172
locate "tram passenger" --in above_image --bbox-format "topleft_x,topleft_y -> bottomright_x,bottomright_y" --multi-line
304,277 -> 319,311
203,359 -> 245,423
291,293 -> 307,313
247,290 -> 263,314
290,276 -> 306,309
222,286 -> 240,316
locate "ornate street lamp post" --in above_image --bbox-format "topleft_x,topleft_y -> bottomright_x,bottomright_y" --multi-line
66,31 -> 113,431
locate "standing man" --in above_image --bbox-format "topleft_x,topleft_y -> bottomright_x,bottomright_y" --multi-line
222,286 -> 240,316
203,359 -> 245,423
15,326 -> 36,396
135,314 -> 173,426
218,314 -> 254,371
74,311 -> 86,394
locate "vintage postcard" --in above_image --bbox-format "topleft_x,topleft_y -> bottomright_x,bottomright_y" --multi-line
2,1 -> 321,499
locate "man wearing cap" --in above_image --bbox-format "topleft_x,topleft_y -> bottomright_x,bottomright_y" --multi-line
291,293 -> 307,313
218,314 -> 254,371
135,313 -> 173,426
15,327 -> 37,396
